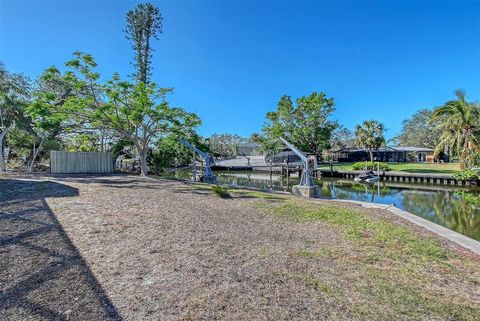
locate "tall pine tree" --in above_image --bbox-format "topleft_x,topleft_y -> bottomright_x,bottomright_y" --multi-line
124,3 -> 163,84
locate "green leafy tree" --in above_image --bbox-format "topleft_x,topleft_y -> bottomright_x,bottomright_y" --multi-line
430,90 -> 480,170
394,109 -> 442,149
52,52 -> 200,176
262,92 -> 337,157
208,133 -> 244,158
0,62 -> 31,171
149,135 -> 180,172
64,133 -> 98,152
330,125 -> 355,151
125,2 -> 163,84
26,67 -> 82,171
354,120 -> 386,161
110,138 -> 132,163
5,128 -> 33,157
150,133 -> 208,172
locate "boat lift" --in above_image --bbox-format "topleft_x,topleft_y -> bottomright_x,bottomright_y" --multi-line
179,139 -> 216,183
279,137 -> 319,197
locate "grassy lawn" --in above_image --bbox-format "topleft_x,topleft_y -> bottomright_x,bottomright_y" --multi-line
252,195 -> 480,320
319,162 -> 460,174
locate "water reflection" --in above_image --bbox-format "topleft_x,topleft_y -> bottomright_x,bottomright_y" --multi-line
162,170 -> 480,241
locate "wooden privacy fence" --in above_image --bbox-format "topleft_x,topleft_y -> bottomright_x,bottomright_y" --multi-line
50,151 -> 113,174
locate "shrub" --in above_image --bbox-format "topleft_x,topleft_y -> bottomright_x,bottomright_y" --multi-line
454,191 -> 480,205
453,169 -> 479,181
352,161 -> 390,171
211,185 -> 231,198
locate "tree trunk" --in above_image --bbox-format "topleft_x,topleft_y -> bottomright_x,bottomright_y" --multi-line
131,146 -> 136,172
368,149 -> 374,162
28,138 -> 45,173
0,130 -> 7,172
138,147 -> 148,176
460,136 -> 469,170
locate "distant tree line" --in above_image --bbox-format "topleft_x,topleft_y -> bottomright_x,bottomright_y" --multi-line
255,89 -> 479,170
1,3 -> 478,175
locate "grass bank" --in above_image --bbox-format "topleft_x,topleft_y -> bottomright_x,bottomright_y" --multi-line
319,162 -> 460,174
235,189 -> 479,320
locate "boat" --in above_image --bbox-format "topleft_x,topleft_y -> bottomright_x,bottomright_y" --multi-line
354,170 -> 380,183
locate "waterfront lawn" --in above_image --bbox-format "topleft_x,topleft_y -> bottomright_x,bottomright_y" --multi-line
320,162 -> 460,174
252,196 -> 480,320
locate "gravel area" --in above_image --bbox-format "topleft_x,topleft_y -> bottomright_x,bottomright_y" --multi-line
1,174 -> 479,321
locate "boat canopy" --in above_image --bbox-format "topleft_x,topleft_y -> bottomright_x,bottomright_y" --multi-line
265,150 -> 305,165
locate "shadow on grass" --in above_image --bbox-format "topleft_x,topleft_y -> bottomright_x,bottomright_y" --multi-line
171,186 -> 212,196
168,181 -> 286,201
0,179 -> 121,321
232,190 -> 286,201
52,174 -> 287,202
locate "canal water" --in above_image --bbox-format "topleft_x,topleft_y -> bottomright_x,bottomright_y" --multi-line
162,170 -> 480,241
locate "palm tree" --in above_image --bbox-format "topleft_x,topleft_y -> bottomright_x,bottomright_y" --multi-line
354,120 -> 385,162
430,90 -> 480,170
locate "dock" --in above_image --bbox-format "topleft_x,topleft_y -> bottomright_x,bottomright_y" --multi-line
336,170 -> 477,186
212,157 -> 478,186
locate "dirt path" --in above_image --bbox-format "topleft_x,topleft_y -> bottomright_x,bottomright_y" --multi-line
2,175 -> 479,320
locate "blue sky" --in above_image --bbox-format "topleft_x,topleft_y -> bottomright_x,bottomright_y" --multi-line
1,0 -> 479,140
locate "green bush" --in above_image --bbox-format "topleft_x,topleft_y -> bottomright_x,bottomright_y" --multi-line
454,191 -> 480,205
453,169 -> 479,181
352,161 -> 390,171
211,185 -> 231,198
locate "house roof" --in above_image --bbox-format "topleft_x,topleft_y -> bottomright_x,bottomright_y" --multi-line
265,150 -> 304,164
391,146 -> 434,152
238,142 -> 260,148
334,147 -> 395,153
334,146 -> 434,153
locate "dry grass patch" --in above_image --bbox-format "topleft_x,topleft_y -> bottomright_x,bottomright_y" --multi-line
3,176 -> 478,321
